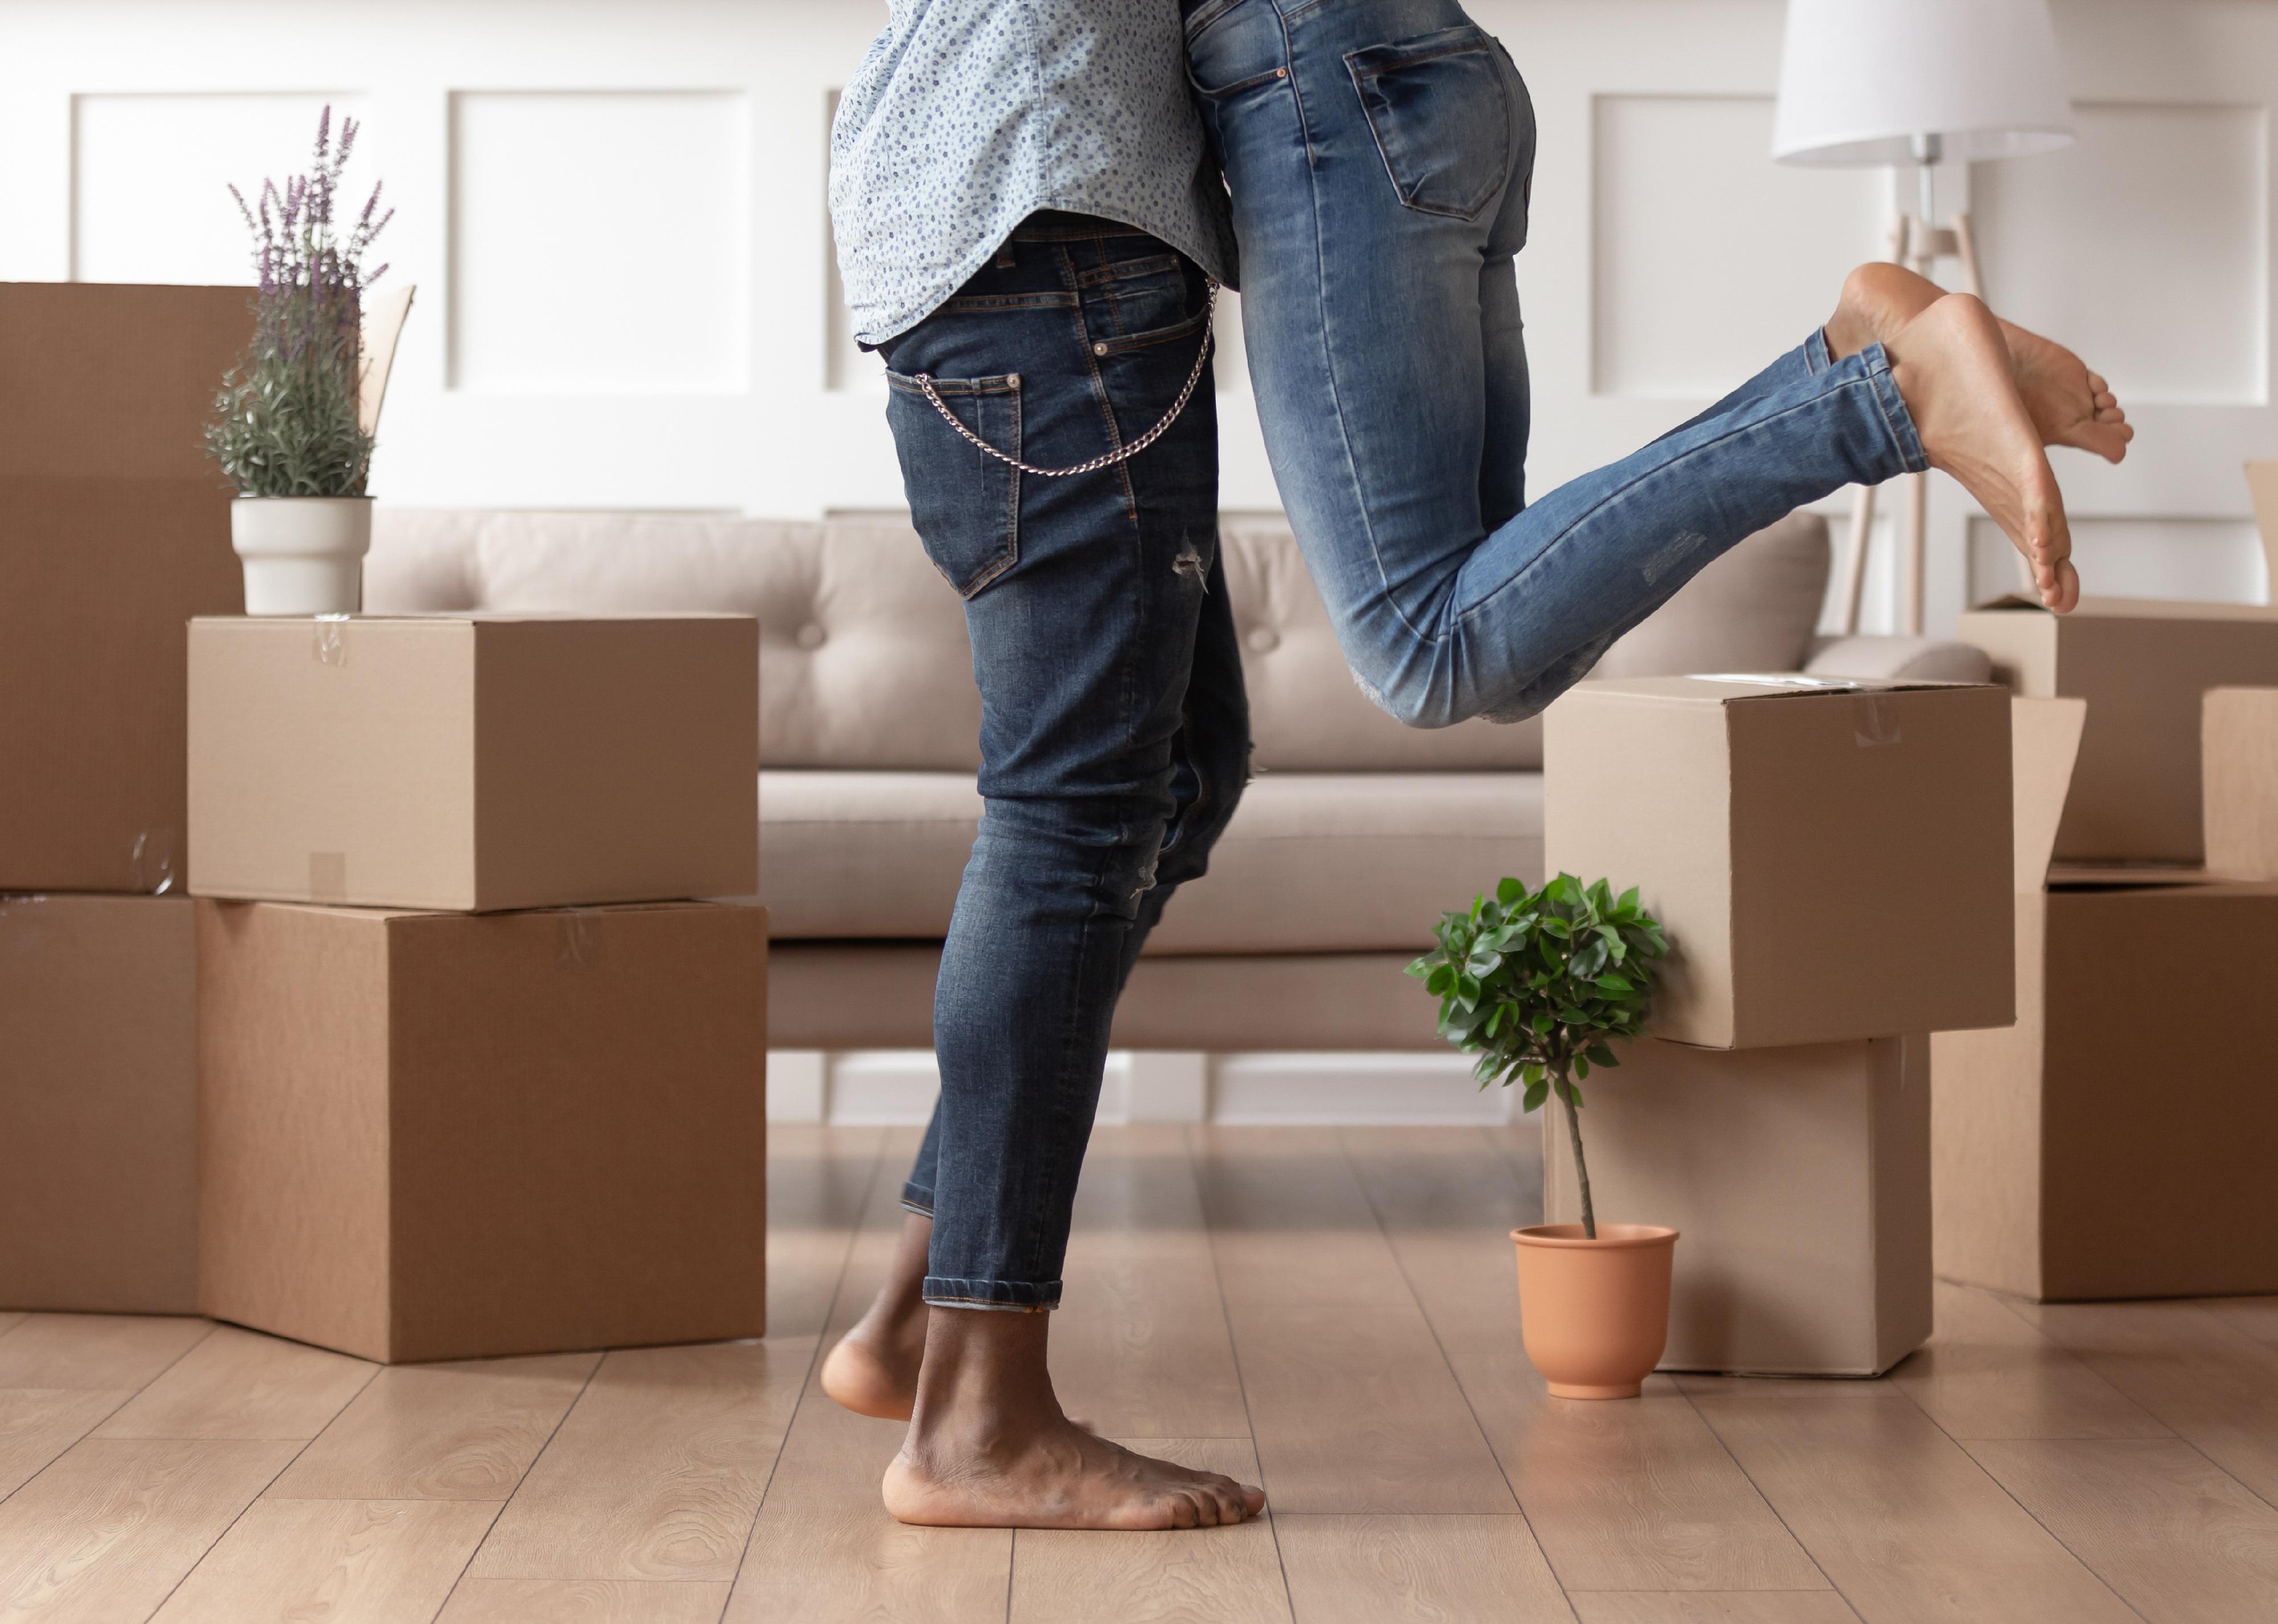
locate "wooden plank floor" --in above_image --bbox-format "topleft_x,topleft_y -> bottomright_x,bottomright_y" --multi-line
5,1125 -> 2276,1622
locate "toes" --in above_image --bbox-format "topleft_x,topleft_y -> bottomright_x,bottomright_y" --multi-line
2048,557 -> 2081,613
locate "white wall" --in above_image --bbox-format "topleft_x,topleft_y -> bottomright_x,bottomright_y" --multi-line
3,0 -> 2268,630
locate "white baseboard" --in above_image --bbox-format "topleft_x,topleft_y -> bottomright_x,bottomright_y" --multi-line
767,1050 -> 1511,1127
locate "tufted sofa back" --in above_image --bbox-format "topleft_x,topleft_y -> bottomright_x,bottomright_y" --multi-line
365,508 -> 1837,772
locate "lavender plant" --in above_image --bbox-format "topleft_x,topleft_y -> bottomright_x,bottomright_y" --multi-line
206,107 -> 392,497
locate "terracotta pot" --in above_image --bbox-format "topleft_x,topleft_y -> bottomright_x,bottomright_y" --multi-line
1511,1223 -> 1678,1399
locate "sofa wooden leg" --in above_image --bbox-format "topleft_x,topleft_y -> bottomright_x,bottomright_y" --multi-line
768,1050 -> 829,1123
1124,1051 -> 1209,1124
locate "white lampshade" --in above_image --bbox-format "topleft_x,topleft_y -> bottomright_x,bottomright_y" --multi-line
1773,0 -> 2075,166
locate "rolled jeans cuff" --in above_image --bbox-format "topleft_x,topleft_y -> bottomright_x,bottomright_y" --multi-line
922,1276 -> 1060,1312
1856,341 -> 1931,475
900,1182 -> 935,1218
1804,325 -> 1833,375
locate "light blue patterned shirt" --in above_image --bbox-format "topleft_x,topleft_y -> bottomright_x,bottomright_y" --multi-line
830,0 -> 1238,347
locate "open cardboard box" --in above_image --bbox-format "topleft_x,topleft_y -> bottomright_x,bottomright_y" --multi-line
0,282 -> 252,891
1932,698 -> 2278,1300
188,613 -> 759,911
1543,674 -> 2014,1050
198,898 -> 770,1362
0,894 -> 198,1313
1958,595 -> 2278,864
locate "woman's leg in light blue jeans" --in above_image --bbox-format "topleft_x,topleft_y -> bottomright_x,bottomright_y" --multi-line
1184,0 -> 1927,727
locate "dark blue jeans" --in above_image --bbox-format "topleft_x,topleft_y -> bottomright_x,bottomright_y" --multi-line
877,214 -> 1248,1311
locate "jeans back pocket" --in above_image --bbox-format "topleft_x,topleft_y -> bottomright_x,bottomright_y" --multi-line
1345,25 -> 1511,221
886,371 -> 1021,598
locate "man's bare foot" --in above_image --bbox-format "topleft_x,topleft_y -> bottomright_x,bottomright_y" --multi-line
882,1304 -> 1264,1529
1886,293 -> 2076,611
1825,262 -> 2132,466
820,1211 -> 932,1421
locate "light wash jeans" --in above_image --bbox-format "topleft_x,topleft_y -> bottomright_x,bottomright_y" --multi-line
1183,0 -> 1929,725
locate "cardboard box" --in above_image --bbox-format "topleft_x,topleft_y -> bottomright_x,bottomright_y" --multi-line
1935,699 -> 2278,1299
1958,596 -> 2278,864
1542,1034 -> 1930,1376
189,614 -> 759,911
2248,459 -> 2278,581
0,893 -> 198,1313
2203,687 -> 2278,880
1543,675 -> 2014,1049
197,898 -> 769,1362
1,283 -> 252,891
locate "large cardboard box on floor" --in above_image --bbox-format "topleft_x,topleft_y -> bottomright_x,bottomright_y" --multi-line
188,614 -> 759,911
1543,1034 -> 1930,1377
0,893 -> 198,1313
1,282 -> 250,892
1934,699 -> 2278,1299
1543,675 -> 2014,1049
197,898 -> 769,1362
1958,595 -> 2278,864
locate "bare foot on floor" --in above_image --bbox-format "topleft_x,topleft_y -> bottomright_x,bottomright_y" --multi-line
820,1210 -> 934,1421
1827,262 -> 2133,466
1886,293 -> 2076,611
885,1418 -> 1265,1530
821,1319 -> 926,1421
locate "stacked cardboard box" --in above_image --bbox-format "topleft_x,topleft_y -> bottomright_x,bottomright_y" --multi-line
1542,675 -> 2015,1375
0,283 -> 252,1313
1933,672 -> 2278,1302
188,613 -> 768,1362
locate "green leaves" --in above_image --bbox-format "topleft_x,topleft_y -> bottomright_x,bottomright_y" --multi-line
1408,872 -> 1670,1119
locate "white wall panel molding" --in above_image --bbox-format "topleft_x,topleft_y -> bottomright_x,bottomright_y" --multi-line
1974,101 -> 2267,409
1968,514 -> 2269,609
447,89 -> 749,394
1590,93 -> 1884,400
0,0 -> 2270,623
72,92 -> 364,285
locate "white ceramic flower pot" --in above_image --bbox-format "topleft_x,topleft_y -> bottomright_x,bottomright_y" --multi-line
231,495 -> 372,616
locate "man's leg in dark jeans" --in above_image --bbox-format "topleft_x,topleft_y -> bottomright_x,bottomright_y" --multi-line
817,214 -> 1262,1529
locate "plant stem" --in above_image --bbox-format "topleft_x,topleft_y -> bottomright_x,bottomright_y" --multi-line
1559,1068 -> 1596,1241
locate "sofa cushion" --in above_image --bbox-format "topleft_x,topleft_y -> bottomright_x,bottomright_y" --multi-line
373,507 -> 1839,776
369,509 -> 985,770
1221,518 -> 1545,771
1588,509 -> 1831,680
759,768 -> 1543,953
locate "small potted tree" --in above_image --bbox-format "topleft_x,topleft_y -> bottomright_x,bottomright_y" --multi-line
207,107 -> 392,615
1409,873 -> 1677,1399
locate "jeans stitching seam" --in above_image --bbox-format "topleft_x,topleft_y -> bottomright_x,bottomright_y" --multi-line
1452,372 -> 1899,631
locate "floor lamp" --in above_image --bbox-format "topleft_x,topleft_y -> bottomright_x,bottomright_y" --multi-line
1772,0 -> 2075,635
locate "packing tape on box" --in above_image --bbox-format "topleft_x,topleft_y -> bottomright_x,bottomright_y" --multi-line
0,895 -> 50,955
313,614 -> 350,667
131,827 -> 177,895
556,909 -> 605,972
308,852 -> 348,903
1853,692 -> 1902,749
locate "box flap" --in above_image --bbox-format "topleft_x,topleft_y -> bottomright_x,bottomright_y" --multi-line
2248,460 -> 2278,585
1968,595 -> 2278,624
2011,697 -> 2085,893
1583,674 -> 1989,703
2046,862 -> 2227,891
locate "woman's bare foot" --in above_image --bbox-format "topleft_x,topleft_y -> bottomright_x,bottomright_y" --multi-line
1885,293 -> 2076,611
1825,262 -> 2132,466
820,1211 -> 932,1421
882,1304 -> 1265,1529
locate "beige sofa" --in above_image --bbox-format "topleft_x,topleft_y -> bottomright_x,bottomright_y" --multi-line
365,509 -> 1988,1051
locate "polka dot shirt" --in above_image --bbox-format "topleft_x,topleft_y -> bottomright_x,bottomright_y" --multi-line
830,0 -> 1238,347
